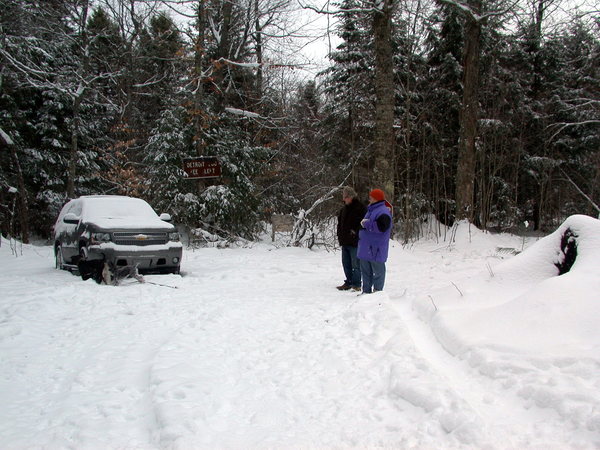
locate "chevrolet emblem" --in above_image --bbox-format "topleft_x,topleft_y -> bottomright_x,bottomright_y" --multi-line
134,234 -> 148,240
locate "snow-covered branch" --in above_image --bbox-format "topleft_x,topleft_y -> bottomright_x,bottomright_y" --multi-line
290,175 -> 351,247
0,47 -> 54,79
0,127 -> 14,146
299,1 -> 377,15
438,0 -> 481,20
213,57 -> 301,70
438,0 -> 518,23
214,58 -> 260,69
548,120 -> 600,142
559,169 -> 600,216
132,74 -> 169,89
224,107 -> 262,119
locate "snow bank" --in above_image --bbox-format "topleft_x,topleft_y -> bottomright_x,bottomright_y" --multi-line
414,214 -> 600,356
413,214 -> 600,435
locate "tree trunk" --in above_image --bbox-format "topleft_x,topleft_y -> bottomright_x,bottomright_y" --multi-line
194,0 -> 206,155
0,26 -> 28,241
68,96 -> 82,199
218,0 -> 233,60
455,0 -> 481,221
531,0 -> 545,229
532,0 -> 544,96
10,147 -> 30,243
194,0 -> 207,196
213,0 -> 233,111
372,0 -> 395,201
254,0 -> 263,106
67,0 -> 90,199
0,129 -> 30,243
121,0 -> 141,127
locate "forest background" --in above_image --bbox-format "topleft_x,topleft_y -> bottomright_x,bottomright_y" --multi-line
0,0 -> 598,246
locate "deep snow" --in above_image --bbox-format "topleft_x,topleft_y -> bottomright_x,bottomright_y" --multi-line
0,215 -> 599,449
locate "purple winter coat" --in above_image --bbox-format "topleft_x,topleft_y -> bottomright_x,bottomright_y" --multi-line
357,200 -> 392,262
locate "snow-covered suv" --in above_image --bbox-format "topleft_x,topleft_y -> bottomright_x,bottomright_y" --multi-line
53,196 -> 182,274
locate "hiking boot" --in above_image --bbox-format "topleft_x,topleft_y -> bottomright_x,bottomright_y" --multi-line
336,284 -> 351,290
351,287 -> 361,292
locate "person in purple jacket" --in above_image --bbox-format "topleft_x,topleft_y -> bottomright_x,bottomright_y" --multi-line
358,189 -> 393,294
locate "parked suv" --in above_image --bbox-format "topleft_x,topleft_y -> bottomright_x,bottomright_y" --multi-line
53,196 -> 182,274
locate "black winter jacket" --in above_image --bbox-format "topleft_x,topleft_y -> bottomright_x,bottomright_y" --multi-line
337,198 -> 367,247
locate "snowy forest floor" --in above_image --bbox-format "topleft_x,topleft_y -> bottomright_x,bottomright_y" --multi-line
0,221 -> 599,449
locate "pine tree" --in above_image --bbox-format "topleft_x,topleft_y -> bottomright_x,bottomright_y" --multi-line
323,0 -> 375,192
0,0 -> 108,237
143,106 -> 198,224
199,113 -> 273,238
419,3 -> 464,225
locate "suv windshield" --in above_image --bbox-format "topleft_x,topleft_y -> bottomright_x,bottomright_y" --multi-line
82,197 -> 159,221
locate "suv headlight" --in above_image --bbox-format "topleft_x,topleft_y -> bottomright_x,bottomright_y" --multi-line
169,232 -> 180,242
91,232 -> 111,243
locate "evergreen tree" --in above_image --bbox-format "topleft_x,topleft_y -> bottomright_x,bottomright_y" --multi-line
0,0 -> 109,237
542,23 -> 600,220
137,13 -> 185,119
323,0 -> 375,192
199,113 -> 273,239
143,106 -> 197,223
418,3 -> 464,225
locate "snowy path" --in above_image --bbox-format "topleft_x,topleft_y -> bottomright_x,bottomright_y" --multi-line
0,240 -> 598,448
393,296 -> 576,449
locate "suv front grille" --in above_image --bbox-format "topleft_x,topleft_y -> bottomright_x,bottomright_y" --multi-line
113,232 -> 168,246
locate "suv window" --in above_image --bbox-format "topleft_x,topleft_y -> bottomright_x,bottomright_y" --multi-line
67,201 -> 82,217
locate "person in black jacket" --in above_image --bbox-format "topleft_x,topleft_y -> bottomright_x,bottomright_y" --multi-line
336,186 -> 367,291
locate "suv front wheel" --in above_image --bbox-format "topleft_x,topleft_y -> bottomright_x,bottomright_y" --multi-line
55,245 -> 64,270
79,245 -> 89,261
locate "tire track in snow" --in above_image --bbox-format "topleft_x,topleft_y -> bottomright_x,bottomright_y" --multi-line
391,291 -> 583,448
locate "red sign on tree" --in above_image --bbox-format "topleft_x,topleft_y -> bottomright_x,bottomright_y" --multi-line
182,157 -> 222,179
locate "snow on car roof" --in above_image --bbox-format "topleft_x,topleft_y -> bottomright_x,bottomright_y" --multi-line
80,196 -> 159,221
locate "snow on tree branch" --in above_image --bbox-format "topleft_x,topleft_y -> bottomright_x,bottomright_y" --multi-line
0,127 -> 14,146
438,0 -> 481,20
212,58 -> 301,70
560,169 -> 600,216
438,0 -> 518,23
224,107 -> 262,119
548,120 -> 600,143
299,1 -> 377,15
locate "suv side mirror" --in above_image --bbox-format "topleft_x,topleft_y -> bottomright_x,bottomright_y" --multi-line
63,213 -> 79,224
159,213 -> 172,222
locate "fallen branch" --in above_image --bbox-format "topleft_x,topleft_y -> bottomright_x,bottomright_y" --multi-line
451,282 -> 463,297
428,295 -> 438,311
486,262 -> 494,278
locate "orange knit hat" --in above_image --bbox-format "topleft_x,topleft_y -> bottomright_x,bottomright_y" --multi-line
369,189 -> 385,202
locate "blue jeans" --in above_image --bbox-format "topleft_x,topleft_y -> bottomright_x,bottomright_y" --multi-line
341,245 -> 361,288
360,259 -> 386,293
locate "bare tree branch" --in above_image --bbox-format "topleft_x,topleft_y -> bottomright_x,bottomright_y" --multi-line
560,168 -> 600,215
438,0 -> 519,23
548,120 -> 600,142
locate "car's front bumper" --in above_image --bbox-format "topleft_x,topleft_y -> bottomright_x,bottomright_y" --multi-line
87,242 -> 183,273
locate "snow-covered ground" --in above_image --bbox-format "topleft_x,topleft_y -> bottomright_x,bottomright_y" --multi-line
1,215 -> 599,449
